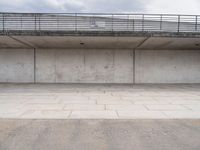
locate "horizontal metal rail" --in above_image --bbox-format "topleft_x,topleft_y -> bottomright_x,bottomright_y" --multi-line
0,13 -> 200,33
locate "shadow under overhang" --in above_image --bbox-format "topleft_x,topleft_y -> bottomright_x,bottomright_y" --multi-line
0,31 -> 200,50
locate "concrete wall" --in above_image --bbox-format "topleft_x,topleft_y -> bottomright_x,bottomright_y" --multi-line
0,48 -> 199,84
36,49 -> 134,83
135,50 -> 200,83
0,49 -> 34,83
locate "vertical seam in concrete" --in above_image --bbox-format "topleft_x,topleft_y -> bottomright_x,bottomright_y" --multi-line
83,49 -> 86,79
133,49 -> 135,84
134,36 -> 150,84
83,49 -> 86,66
136,50 -> 140,84
55,50 -> 57,83
34,48 -> 36,83
113,49 -> 115,83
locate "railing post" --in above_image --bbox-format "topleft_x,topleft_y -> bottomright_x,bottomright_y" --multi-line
56,14 -> 59,31
132,15 -> 135,31
75,13 -> 77,31
34,14 -> 37,31
111,14 -> 114,32
160,14 -> 163,31
39,14 -> 41,31
2,13 -> 5,32
195,16 -> 198,31
127,15 -> 129,31
142,14 -> 144,31
21,14 -> 23,30
177,15 -> 180,33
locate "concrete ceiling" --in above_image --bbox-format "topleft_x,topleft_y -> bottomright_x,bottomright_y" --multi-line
11,36 -> 146,49
0,36 -> 200,50
138,37 -> 200,50
0,36 -> 30,48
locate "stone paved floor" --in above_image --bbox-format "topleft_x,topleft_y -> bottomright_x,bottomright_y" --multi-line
0,84 -> 200,119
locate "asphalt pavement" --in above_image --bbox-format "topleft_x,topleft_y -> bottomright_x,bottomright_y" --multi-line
0,119 -> 200,150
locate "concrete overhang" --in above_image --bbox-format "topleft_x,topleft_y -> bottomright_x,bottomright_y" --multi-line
0,31 -> 200,50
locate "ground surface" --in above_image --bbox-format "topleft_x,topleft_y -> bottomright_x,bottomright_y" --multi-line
0,119 -> 200,150
0,84 -> 200,119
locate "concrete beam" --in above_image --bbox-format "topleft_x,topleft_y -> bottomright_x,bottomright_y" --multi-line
138,37 -> 200,50
0,36 -> 31,49
0,35 -> 199,50
12,36 -> 146,49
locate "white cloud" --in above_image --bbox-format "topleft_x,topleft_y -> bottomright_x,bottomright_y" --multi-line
146,0 -> 200,15
0,0 -> 199,14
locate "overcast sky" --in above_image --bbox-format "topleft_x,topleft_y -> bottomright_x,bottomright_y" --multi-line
0,0 -> 200,15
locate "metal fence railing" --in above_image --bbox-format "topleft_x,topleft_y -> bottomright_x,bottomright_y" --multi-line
0,13 -> 200,33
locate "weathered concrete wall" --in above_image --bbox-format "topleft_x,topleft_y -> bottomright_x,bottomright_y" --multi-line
36,49 -> 134,83
135,50 -> 200,83
0,49 -> 34,83
0,48 -> 200,84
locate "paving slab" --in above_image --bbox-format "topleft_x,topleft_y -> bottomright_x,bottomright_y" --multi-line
70,111 -> 118,119
0,84 -> 200,119
117,111 -> 167,119
145,104 -> 189,111
64,104 -> 105,111
20,110 -> 71,119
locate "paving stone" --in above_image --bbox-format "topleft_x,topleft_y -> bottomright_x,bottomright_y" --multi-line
117,111 -> 167,119
24,104 -> 65,111
60,99 -> 96,104
106,105 -> 147,111
24,99 -> 60,104
20,110 -> 71,119
182,105 -> 200,110
162,111 -> 200,119
145,104 -> 189,111
97,99 -> 132,105
64,104 -> 104,111
58,96 -> 89,100
170,100 -> 200,105
153,97 -> 187,101
0,104 -> 25,114
0,112 -> 25,119
133,100 -> 171,104
70,111 -> 118,119
122,96 -> 156,101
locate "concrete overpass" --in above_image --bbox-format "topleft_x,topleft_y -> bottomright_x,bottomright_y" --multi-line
0,13 -> 200,83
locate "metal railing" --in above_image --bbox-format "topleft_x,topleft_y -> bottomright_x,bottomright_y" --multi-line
0,13 -> 200,33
